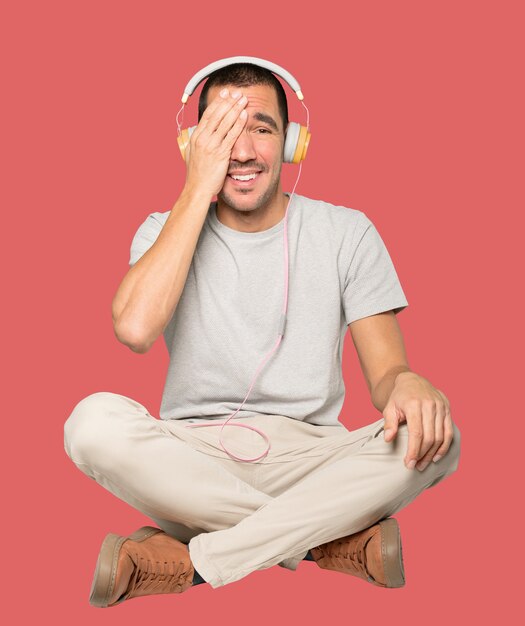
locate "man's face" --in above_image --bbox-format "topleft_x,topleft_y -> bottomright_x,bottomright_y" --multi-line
205,83 -> 286,213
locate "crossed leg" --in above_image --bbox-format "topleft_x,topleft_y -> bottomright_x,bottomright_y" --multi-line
63,392 -> 309,572
64,391 -> 461,589
186,415 -> 460,587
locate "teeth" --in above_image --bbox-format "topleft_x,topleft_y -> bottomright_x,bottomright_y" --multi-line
231,173 -> 258,181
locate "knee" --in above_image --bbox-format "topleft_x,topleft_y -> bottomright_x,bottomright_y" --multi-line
388,419 -> 461,479
422,420 -> 461,489
439,420 -> 461,477
64,392 -> 125,466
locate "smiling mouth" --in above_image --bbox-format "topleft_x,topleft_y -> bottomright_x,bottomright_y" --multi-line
227,171 -> 263,186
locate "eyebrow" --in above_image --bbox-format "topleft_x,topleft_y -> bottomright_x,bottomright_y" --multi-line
252,111 -> 280,132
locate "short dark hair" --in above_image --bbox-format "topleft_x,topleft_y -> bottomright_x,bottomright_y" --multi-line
197,62 -> 289,134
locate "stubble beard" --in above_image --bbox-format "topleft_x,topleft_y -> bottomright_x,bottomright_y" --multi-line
218,164 -> 283,215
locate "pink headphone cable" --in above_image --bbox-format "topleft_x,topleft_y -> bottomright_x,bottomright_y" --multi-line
183,100 -> 310,464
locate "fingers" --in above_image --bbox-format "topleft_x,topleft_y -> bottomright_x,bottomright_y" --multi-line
405,396 -> 455,471
183,87 -> 250,197
415,404 -> 444,471
404,401 -> 436,469
383,404 -> 401,442
197,88 -> 232,131
222,105 -> 248,147
404,404 -> 422,468
197,89 -> 247,138
214,94 -> 248,142
432,404 -> 455,461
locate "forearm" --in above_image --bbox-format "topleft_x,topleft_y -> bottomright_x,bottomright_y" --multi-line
370,366 -> 414,413
112,184 -> 212,353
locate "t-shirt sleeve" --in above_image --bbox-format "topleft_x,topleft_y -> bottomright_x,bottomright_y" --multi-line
129,213 -> 165,267
342,214 -> 409,325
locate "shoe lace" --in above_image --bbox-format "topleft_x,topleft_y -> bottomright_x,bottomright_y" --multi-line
318,533 -> 371,574
128,555 -> 192,595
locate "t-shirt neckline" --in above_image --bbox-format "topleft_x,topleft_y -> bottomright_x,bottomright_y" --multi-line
208,192 -> 298,240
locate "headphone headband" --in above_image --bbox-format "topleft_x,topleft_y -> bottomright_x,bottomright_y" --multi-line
181,55 -> 304,104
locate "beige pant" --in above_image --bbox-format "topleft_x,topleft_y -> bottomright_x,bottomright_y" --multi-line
63,391 -> 461,589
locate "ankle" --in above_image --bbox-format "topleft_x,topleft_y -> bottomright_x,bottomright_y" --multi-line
192,567 -> 206,585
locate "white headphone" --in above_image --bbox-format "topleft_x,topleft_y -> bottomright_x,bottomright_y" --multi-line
176,56 -> 312,164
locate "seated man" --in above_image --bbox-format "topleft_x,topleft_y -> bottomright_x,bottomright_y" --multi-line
63,61 -> 461,608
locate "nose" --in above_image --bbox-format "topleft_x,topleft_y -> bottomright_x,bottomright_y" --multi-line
230,128 -> 257,162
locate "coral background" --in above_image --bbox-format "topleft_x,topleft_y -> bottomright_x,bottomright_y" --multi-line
2,0 -> 521,623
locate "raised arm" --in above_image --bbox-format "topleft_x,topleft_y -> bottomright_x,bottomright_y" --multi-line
112,88 -> 249,353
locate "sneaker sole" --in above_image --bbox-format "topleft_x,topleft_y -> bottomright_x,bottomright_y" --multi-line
89,526 -> 162,608
378,517 -> 406,588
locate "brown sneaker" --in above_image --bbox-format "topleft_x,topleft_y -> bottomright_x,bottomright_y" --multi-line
309,517 -> 405,588
89,526 -> 195,607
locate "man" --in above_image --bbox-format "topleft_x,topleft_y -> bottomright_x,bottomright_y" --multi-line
64,62 -> 461,607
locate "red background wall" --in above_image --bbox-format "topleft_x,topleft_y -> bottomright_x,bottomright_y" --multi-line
2,0 -> 521,623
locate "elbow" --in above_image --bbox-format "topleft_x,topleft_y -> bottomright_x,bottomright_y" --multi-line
113,320 -> 152,354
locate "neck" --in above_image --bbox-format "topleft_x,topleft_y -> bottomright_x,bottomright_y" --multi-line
216,187 -> 290,233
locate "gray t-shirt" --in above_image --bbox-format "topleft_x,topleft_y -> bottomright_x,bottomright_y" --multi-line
128,192 -> 408,426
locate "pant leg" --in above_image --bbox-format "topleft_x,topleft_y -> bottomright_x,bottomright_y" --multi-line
63,392 -> 302,570
188,418 -> 461,588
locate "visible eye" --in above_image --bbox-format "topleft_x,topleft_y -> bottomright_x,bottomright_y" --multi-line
256,128 -> 271,134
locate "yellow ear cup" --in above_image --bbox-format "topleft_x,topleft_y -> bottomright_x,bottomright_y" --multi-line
177,127 -> 196,162
291,125 -> 311,164
177,129 -> 190,162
